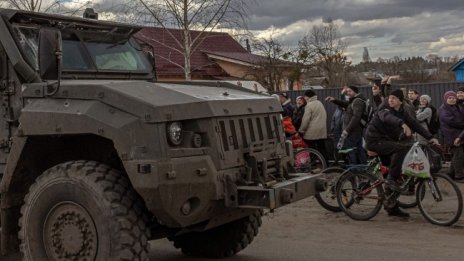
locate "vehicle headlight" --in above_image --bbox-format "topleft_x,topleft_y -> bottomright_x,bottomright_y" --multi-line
167,122 -> 183,145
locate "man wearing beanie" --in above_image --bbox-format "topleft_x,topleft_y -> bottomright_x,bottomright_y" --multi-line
365,89 -> 439,217
325,85 -> 367,164
299,90 -> 328,162
278,92 -> 295,118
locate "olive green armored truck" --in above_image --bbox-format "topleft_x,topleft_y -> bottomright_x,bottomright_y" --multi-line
0,8 -> 325,260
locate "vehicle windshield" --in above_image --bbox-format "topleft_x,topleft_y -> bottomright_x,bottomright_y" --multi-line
13,25 -> 152,73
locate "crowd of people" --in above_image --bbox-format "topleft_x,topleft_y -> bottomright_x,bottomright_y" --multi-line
275,84 -> 464,217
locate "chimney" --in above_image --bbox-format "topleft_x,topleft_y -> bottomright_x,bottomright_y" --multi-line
245,39 -> 251,52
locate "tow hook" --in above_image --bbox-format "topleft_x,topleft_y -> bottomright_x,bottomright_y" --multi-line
280,188 -> 294,204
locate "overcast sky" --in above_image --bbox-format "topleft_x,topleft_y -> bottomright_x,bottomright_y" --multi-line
43,0 -> 464,64
246,0 -> 464,63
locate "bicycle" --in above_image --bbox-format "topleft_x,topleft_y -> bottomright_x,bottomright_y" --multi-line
285,133 -> 327,174
335,144 -> 463,226
314,148 -> 373,212
392,144 -> 444,209
290,147 -> 327,174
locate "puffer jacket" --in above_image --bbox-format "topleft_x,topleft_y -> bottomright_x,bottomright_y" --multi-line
299,96 -> 327,140
365,103 -> 432,144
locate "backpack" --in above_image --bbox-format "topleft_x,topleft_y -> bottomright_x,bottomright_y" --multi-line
355,98 -> 374,128
426,105 -> 440,135
282,116 -> 296,136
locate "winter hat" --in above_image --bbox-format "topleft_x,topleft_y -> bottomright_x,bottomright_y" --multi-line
457,87 -> 464,93
419,94 -> 431,104
348,85 -> 360,93
444,91 -> 457,101
389,89 -> 404,102
304,89 -> 316,98
296,96 -> 305,101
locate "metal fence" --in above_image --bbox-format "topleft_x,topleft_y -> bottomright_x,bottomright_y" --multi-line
275,81 -> 464,131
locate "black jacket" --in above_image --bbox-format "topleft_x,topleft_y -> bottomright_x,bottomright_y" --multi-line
282,101 -> 295,118
331,93 -> 366,135
292,105 -> 305,130
365,103 -> 433,143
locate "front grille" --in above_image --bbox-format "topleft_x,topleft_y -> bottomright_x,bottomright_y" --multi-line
218,114 -> 283,152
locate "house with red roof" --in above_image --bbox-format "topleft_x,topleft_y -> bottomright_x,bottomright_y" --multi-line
135,27 -> 300,91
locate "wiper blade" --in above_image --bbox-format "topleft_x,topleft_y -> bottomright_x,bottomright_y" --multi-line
105,39 -> 128,49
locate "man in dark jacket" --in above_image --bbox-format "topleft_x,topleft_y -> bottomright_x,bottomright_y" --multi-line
408,89 -> 420,110
371,84 -> 384,112
326,85 -> 367,164
457,87 -> 464,111
278,92 -> 295,118
365,89 -> 439,217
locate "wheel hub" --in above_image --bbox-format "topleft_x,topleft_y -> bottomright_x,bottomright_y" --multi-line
43,202 -> 98,260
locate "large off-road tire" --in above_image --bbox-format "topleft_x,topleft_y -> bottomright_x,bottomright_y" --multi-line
19,161 -> 151,260
170,210 -> 262,258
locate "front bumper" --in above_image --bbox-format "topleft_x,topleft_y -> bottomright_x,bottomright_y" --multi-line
234,173 -> 327,209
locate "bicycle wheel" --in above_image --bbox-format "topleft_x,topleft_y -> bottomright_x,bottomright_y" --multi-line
417,173 -> 463,226
292,148 -> 327,173
315,167 -> 345,212
336,171 -> 384,221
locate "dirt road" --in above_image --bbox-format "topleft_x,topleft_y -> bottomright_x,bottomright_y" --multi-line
150,183 -> 464,261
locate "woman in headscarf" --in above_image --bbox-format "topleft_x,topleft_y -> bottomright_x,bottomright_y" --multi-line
415,94 -> 433,145
439,91 -> 464,182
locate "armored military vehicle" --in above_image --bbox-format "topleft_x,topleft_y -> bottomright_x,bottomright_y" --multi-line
0,8 -> 325,260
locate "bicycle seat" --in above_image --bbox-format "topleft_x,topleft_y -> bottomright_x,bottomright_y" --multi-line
367,151 -> 378,157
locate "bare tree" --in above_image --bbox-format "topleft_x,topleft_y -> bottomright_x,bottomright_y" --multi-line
135,0 -> 253,80
248,36 -> 293,92
299,21 -> 350,87
1,0 -> 93,15
1,0 -> 57,11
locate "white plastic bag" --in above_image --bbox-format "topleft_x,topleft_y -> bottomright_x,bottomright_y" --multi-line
402,142 -> 430,178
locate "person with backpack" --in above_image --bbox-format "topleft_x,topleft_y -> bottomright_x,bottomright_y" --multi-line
325,85 -> 367,164
415,94 -> 433,145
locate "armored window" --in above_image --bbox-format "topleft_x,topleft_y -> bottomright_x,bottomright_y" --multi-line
84,40 -> 150,71
13,26 -> 39,70
62,39 -> 92,70
12,24 -> 152,74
